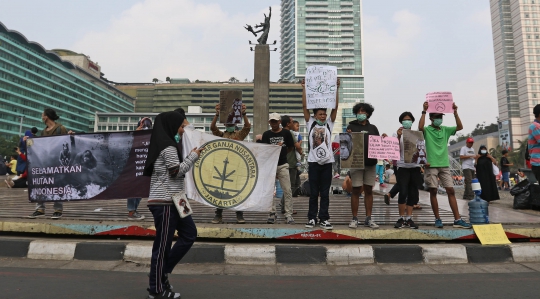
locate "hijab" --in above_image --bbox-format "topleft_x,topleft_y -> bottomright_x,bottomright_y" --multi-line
143,111 -> 185,177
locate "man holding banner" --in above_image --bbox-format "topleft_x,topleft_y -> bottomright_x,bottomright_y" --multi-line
418,101 -> 471,229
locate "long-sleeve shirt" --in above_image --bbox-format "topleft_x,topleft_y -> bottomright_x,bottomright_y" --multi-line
148,146 -> 198,204
211,124 -> 251,141
529,120 -> 540,166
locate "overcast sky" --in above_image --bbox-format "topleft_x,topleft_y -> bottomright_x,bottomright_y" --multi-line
0,0 -> 497,138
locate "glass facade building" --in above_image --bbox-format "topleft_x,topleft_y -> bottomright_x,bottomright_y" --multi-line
0,22 -> 134,136
490,0 -> 540,148
280,0 -> 365,132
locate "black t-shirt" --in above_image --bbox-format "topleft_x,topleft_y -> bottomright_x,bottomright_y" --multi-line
346,120 -> 380,166
262,129 -> 295,166
500,156 -> 510,173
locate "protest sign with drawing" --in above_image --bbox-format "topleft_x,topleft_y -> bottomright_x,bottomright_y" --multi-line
305,65 -> 338,109
426,92 -> 454,114
403,129 -> 428,164
219,90 -> 243,124
339,132 -> 365,169
367,136 -> 400,160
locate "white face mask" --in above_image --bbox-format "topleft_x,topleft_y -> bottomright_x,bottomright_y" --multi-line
480,150 -> 487,155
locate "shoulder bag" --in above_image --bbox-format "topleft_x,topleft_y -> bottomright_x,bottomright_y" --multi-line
156,175 -> 193,218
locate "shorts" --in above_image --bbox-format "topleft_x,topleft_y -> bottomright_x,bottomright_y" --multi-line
349,165 -> 376,187
424,167 -> 454,188
502,172 -> 510,182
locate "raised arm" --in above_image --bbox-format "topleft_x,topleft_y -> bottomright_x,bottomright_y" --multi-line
418,102 -> 428,132
210,104 -> 223,137
453,103 -> 463,132
330,78 -> 340,123
301,79 -> 310,122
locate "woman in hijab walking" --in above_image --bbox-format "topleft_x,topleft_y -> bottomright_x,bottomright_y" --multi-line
144,111 -> 204,299
474,145 -> 500,203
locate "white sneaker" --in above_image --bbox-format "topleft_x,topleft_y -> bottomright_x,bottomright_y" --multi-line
319,220 -> 333,230
305,219 -> 315,228
349,219 -> 358,229
364,218 -> 379,229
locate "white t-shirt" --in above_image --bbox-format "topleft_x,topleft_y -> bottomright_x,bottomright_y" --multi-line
307,116 -> 335,164
460,146 -> 476,170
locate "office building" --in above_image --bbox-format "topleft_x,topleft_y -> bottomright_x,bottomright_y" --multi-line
0,22 -> 134,136
280,0 -> 365,132
490,0 -> 540,149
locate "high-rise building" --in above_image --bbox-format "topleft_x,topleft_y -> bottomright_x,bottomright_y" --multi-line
280,0 -> 364,132
0,22 -> 134,136
490,0 -> 540,149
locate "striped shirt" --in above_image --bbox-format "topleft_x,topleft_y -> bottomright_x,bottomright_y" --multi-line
148,146 -> 198,205
529,120 -> 540,166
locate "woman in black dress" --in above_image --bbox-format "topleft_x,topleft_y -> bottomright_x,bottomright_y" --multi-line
474,145 -> 500,203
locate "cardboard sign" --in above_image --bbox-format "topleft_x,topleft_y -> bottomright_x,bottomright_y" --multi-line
403,129 -> 428,164
473,224 -> 511,245
426,92 -> 454,114
219,90 -> 243,124
367,136 -> 400,160
305,65 -> 338,109
339,132 -> 364,169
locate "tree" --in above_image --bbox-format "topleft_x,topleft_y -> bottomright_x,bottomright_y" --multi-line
152,78 -> 158,83
228,77 -> 239,83
0,135 -> 20,158
449,119 -> 499,144
166,77 -> 171,83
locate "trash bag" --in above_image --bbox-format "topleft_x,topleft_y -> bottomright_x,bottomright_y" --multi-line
530,184 -> 540,209
510,179 -> 530,196
513,191 -> 532,210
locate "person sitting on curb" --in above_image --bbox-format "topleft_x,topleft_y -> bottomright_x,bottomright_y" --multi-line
5,148 -> 27,189
210,103 -> 251,224
418,101 -> 471,229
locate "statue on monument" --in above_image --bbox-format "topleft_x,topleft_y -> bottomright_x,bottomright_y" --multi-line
244,6 -> 271,45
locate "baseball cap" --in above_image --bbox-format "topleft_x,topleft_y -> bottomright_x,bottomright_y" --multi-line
269,112 -> 281,121
466,137 -> 474,143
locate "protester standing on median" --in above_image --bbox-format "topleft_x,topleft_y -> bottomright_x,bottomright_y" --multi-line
280,115 -> 301,213
210,103 -> 251,224
346,102 -> 381,229
460,137 -> 476,200
418,101 -> 471,229
27,108 -> 68,220
144,111 -> 203,299
302,78 -> 340,230
500,150 -> 513,191
474,145 -> 500,203
529,104 -> 540,182
262,112 -> 295,224
392,112 -> 421,229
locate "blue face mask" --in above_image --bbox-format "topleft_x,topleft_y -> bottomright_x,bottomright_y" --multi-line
174,134 -> 181,143
402,120 -> 413,129
316,119 -> 327,126
432,118 -> 443,127
356,114 -> 367,122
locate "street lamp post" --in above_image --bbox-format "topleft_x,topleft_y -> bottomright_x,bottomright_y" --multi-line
18,115 -> 25,136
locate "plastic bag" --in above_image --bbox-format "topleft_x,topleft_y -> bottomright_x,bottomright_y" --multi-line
492,164 -> 500,176
513,191 -> 531,209
510,179 -> 530,196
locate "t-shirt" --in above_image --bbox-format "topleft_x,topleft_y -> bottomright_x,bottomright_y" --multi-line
262,129 -> 295,166
347,120 -> 380,166
460,146 -> 476,170
529,120 -> 540,166
8,160 -> 16,173
306,116 -> 335,164
423,125 -> 456,168
500,156 -> 510,173
384,169 -> 394,182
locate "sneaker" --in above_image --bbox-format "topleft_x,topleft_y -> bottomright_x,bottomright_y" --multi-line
453,219 -> 472,229
162,273 -> 173,291
128,211 -> 145,220
380,183 -> 387,188
147,290 -> 180,299
406,219 -> 419,229
51,211 -> 62,219
348,218 -> 358,229
286,216 -> 295,224
394,218 -> 405,229
319,220 -> 333,230
5,179 -> 13,188
305,219 -> 315,228
267,213 -> 276,224
435,218 -> 443,228
384,194 -> 390,205
359,194 -> 364,199
211,214 -> 223,224
364,217 -> 379,229
26,210 -> 45,219
236,212 -> 246,224
333,173 -> 340,179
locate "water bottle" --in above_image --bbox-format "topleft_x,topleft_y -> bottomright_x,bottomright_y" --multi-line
468,179 -> 489,224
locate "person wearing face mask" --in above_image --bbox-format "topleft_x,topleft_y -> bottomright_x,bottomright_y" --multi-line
301,78 -> 340,230
210,103 -> 251,224
418,101 -> 471,229
474,145 -> 500,203
346,102 -> 381,229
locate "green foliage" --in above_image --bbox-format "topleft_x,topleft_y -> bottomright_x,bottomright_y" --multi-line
165,77 -> 171,83
450,120 -> 499,144
0,135 -> 20,158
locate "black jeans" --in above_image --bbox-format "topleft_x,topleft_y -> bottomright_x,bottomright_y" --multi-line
148,205 -> 197,294
397,167 -> 422,206
533,166 -> 540,183
307,162 -> 332,222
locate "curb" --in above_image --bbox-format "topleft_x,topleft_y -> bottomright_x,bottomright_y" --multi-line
2,239 -> 539,265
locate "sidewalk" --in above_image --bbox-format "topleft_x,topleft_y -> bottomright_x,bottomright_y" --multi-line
2,182 -> 540,241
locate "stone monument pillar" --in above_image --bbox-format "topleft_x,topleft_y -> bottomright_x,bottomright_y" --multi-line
253,44 -> 270,137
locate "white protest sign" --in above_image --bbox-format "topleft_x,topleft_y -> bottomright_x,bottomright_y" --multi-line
305,65 -> 338,109
367,136 -> 400,160
426,92 -> 454,114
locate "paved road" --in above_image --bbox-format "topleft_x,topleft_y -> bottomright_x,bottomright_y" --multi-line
1,266 -> 539,298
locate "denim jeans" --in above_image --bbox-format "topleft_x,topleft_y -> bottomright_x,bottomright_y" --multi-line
307,162 -> 333,222
127,198 -> 142,211
148,205 -> 197,294
35,201 -> 63,212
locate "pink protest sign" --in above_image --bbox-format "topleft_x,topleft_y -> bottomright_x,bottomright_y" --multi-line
368,136 -> 400,160
426,92 -> 454,114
